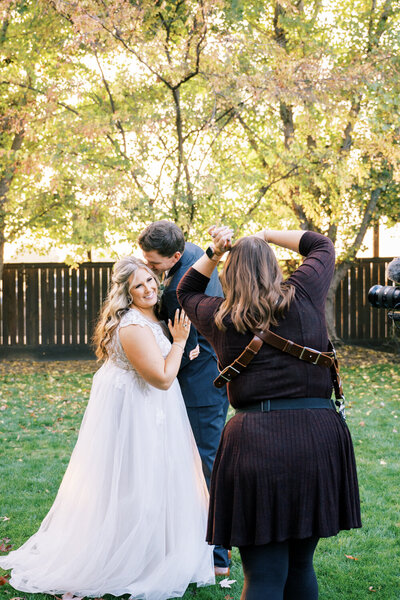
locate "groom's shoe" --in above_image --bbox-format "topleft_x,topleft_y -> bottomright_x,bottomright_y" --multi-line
214,566 -> 230,577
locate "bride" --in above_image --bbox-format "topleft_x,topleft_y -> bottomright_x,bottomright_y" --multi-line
0,257 -> 215,599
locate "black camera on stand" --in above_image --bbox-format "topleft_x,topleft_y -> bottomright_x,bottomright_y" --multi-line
368,257 -> 400,329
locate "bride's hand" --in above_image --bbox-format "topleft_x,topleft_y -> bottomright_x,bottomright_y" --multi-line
168,309 -> 191,346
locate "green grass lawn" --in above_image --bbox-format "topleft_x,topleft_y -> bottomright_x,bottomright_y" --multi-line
0,348 -> 399,600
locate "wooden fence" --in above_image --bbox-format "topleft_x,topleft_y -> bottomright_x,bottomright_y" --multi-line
0,258 -> 396,356
334,257 -> 394,342
0,263 -> 113,355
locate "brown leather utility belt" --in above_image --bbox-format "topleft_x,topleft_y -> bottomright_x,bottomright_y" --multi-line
213,328 -> 345,419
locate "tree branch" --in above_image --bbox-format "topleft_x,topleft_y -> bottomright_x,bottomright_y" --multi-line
0,80 -> 79,115
94,49 -> 128,156
245,165 -> 300,217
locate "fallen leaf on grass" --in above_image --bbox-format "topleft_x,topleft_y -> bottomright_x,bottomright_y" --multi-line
0,575 -> 10,585
368,586 -> 376,592
219,578 -> 237,588
345,554 -> 359,561
0,538 -> 13,552
0,516 -> 10,522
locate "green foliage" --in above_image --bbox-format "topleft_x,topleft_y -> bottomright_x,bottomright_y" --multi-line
1,0 -> 400,268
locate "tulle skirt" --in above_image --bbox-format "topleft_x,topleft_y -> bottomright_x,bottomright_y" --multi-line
0,362 -> 214,599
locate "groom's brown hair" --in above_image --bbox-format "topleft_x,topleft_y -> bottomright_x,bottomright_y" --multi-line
138,220 -> 185,257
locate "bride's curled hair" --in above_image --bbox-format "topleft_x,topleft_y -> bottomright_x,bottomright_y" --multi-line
93,256 -> 158,361
214,236 -> 295,333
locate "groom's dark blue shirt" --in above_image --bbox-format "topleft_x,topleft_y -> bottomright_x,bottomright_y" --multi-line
158,242 -> 225,408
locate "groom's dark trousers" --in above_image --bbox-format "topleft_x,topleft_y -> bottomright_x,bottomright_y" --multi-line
159,242 -> 229,569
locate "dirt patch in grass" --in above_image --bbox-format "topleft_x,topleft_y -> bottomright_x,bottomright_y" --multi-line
337,344 -> 399,367
0,345 -> 397,376
0,358 -> 98,376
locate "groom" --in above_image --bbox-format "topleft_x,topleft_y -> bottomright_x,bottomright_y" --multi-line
139,220 -> 230,575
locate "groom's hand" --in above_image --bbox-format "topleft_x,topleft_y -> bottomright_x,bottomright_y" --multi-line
189,344 -> 200,361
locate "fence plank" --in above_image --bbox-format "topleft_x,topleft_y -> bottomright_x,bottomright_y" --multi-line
71,269 -> 78,345
63,267 -> 70,346
17,267 -> 24,345
57,268 -> 63,343
3,269 -> 16,345
78,267 -> 86,345
25,267 -> 39,346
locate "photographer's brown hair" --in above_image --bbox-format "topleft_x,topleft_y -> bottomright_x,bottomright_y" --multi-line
214,236 -> 295,333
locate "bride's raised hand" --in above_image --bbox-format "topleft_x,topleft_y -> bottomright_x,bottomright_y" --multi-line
168,309 -> 191,346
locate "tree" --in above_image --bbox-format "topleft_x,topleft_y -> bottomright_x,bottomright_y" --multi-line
203,0 -> 400,338
0,0 -> 80,279
3,0 -> 399,344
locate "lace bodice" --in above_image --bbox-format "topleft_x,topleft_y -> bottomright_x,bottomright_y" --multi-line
107,309 -> 171,391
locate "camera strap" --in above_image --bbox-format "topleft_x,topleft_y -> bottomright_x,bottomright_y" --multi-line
213,330 -> 346,420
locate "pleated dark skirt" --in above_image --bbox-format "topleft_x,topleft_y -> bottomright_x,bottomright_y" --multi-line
206,407 -> 361,548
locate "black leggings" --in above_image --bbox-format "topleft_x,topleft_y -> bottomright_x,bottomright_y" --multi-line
239,537 -> 319,600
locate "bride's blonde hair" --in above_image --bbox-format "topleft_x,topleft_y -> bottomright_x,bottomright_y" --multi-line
93,256 -> 158,361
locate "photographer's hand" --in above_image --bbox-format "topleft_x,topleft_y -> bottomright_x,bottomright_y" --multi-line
208,225 -> 233,256
186,225 -> 233,279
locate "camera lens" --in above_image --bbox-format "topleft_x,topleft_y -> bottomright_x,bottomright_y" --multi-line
368,285 -> 400,309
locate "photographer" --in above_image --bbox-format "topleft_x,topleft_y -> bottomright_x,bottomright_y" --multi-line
177,226 -> 361,600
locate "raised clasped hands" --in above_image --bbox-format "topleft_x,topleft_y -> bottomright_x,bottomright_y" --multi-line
208,225 -> 233,256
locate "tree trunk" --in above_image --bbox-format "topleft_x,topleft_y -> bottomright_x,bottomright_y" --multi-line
325,261 -> 350,343
0,236 -> 4,285
325,187 -> 382,341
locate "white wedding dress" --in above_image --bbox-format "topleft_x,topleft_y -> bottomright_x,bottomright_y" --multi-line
0,309 -> 214,599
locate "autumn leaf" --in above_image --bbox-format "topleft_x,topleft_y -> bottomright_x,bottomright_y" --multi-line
0,575 -> 10,585
0,537 -> 13,552
345,554 -> 359,561
219,578 -> 237,588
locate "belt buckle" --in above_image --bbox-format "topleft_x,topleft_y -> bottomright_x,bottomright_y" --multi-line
261,400 -> 271,412
219,365 -> 240,382
300,346 -> 321,365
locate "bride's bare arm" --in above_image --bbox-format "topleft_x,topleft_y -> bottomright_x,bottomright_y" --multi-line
119,310 -> 190,390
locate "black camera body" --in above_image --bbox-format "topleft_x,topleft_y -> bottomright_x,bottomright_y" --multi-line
368,257 -> 400,325
368,285 -> 400,310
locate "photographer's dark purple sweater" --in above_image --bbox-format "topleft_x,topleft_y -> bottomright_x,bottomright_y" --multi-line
177,231 -> 334,409
177,231 -> 361,547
